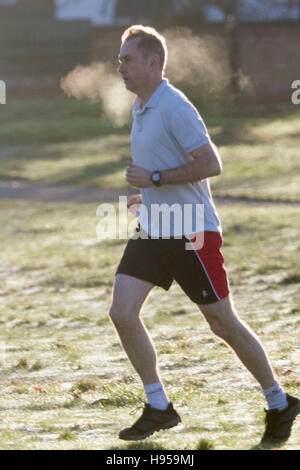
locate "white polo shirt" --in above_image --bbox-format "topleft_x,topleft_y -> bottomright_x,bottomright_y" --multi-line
131,78 -> 222,237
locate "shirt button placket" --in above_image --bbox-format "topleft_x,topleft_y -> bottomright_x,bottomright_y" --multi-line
136,116 -> 142,132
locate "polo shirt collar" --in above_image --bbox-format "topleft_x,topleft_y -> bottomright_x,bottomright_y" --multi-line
133,78 -> 168,115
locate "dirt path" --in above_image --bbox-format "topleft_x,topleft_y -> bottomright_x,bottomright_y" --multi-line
0,179 -> 299,205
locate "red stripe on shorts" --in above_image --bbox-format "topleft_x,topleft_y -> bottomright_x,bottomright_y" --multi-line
189,231 -> 230,301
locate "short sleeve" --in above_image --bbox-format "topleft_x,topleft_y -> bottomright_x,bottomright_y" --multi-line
168,100 -> 210,153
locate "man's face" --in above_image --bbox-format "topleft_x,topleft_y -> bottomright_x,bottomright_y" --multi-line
118,38 -> 150,94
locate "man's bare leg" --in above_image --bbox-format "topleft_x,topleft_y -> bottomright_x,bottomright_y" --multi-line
109,274 -> 181,440
198,294 -> 276,389
109,274 -> 160,385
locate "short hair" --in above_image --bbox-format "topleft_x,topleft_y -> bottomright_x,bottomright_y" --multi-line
121,25 -> 168,72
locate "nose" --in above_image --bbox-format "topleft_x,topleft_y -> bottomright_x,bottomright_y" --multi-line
118,62 -> 125,74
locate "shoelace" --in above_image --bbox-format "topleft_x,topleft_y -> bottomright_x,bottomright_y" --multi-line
129,403 -> 147,416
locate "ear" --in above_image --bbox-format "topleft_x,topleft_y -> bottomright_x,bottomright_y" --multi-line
150,54 -> 160,69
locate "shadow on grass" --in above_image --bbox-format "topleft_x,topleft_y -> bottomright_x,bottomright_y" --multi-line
108,440 -> 168,450
108,437 -> 215,451
0,134 -> 131,187
208,119 -> 256,147
279,274 -> 300,285
47,157 -> 129,187
203,102 -> 300,147
249,440 -> 286,450
1,99 -> 299,193
1,99 -> 298,148
0,99 -> 131,145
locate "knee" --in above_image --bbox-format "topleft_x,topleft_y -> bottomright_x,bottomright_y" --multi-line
209,319 -> 230,341
200,296 -> 242,343
108,303 -> 126,326
108,302 -> 138,329
207,314 -> 240,342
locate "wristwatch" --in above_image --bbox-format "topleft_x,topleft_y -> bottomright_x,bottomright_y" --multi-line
151,170 -> 162,187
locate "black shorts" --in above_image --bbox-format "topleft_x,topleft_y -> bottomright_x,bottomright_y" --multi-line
116,227 -> 230,305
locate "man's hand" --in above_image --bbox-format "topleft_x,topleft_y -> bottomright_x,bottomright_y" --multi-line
127,194 -> 142,216
126,162 -> 153,188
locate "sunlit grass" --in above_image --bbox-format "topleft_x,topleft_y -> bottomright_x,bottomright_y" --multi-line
0,199 -> 299,449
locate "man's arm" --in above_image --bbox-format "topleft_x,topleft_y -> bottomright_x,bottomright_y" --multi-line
160,142 -> 222,185
125,142 -> 222,188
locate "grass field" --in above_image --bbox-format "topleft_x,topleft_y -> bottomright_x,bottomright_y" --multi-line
1,99 -> 300,200
0,200 -> 299,450
0,98 -> 299,450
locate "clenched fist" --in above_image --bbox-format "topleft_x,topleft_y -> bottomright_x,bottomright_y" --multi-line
125,162 -> 153,188
127,194 -> 142,216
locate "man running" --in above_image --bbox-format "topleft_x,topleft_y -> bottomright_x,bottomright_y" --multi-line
108,25 -> 299,445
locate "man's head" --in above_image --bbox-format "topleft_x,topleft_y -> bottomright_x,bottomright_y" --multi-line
118,25 -> 168,95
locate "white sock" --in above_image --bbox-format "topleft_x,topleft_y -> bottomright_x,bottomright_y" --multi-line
262,381 -> 288,411
144,381 -> 169,410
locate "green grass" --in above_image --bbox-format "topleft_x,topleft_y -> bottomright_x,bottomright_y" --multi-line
0,199 -> 299,450
0,100 -> 300,200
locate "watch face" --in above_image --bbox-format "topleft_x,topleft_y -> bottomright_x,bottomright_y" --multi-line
153,173 -> 160,181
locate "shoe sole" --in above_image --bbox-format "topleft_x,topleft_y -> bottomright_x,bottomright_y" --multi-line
119,415 -> 181,441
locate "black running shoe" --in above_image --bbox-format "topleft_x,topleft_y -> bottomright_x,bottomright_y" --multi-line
119,402 -> 182,441
261,394 -> 300,444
